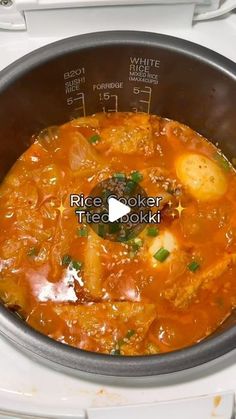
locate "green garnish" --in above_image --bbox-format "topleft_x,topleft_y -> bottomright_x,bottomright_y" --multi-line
131,171 -> 143,183
147,226 -> 159,237
98,224 -> 105,238
129,237 -> 143,254
88,134 -> 101,144
188,261 -> 200,272
214,153 -> 231,171
108,222 -> 120,234
110,349 -> 121,355
27,247 -> 38,257
71,260 -> 82,271
61,254 -> 82,270
116,329 -> 136,350
132,237 -> 143,251
126,329 -> 136,339
77,226 -> 88,237
124,180 -> 136,194
117,235 -> 127,243
154,247 -> 170,262
113,172 -> 126,181
61,254 -> 72,266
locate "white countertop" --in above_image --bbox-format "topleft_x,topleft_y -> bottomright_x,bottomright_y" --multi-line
0,12 -> 236,70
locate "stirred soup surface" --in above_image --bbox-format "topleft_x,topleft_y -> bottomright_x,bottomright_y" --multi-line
0,112 -> 236,356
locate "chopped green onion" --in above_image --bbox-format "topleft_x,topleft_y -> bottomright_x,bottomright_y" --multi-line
126,329 -> 136,339
110,348 -> 121,355
124,180 -> 136,194
188,261 -> 200,272
117,329 -> 136,348
134,237 -> 143,246
108,222 -> 120,234
131,171 -> 143,183
214,153 -> 231,171
77,226 -> 88,237
130,237 -> 143,252
98,224 -> 105,238
117,236 -> 127,243
131,246 -> 139,253
147,226 -> 159,237
61,254 -> 72,266
61,255 -> 82,270
71,260 -> 82,271
154,247 -> 170,262
113,172 -> 126,181
133,237 -> 143,250
27,247 -> 38,257
88,134 -> 101,144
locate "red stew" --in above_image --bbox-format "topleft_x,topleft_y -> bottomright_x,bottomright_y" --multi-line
0,112 -> 236,356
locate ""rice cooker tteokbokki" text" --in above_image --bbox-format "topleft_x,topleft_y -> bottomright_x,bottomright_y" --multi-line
0,112 -> 236,356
